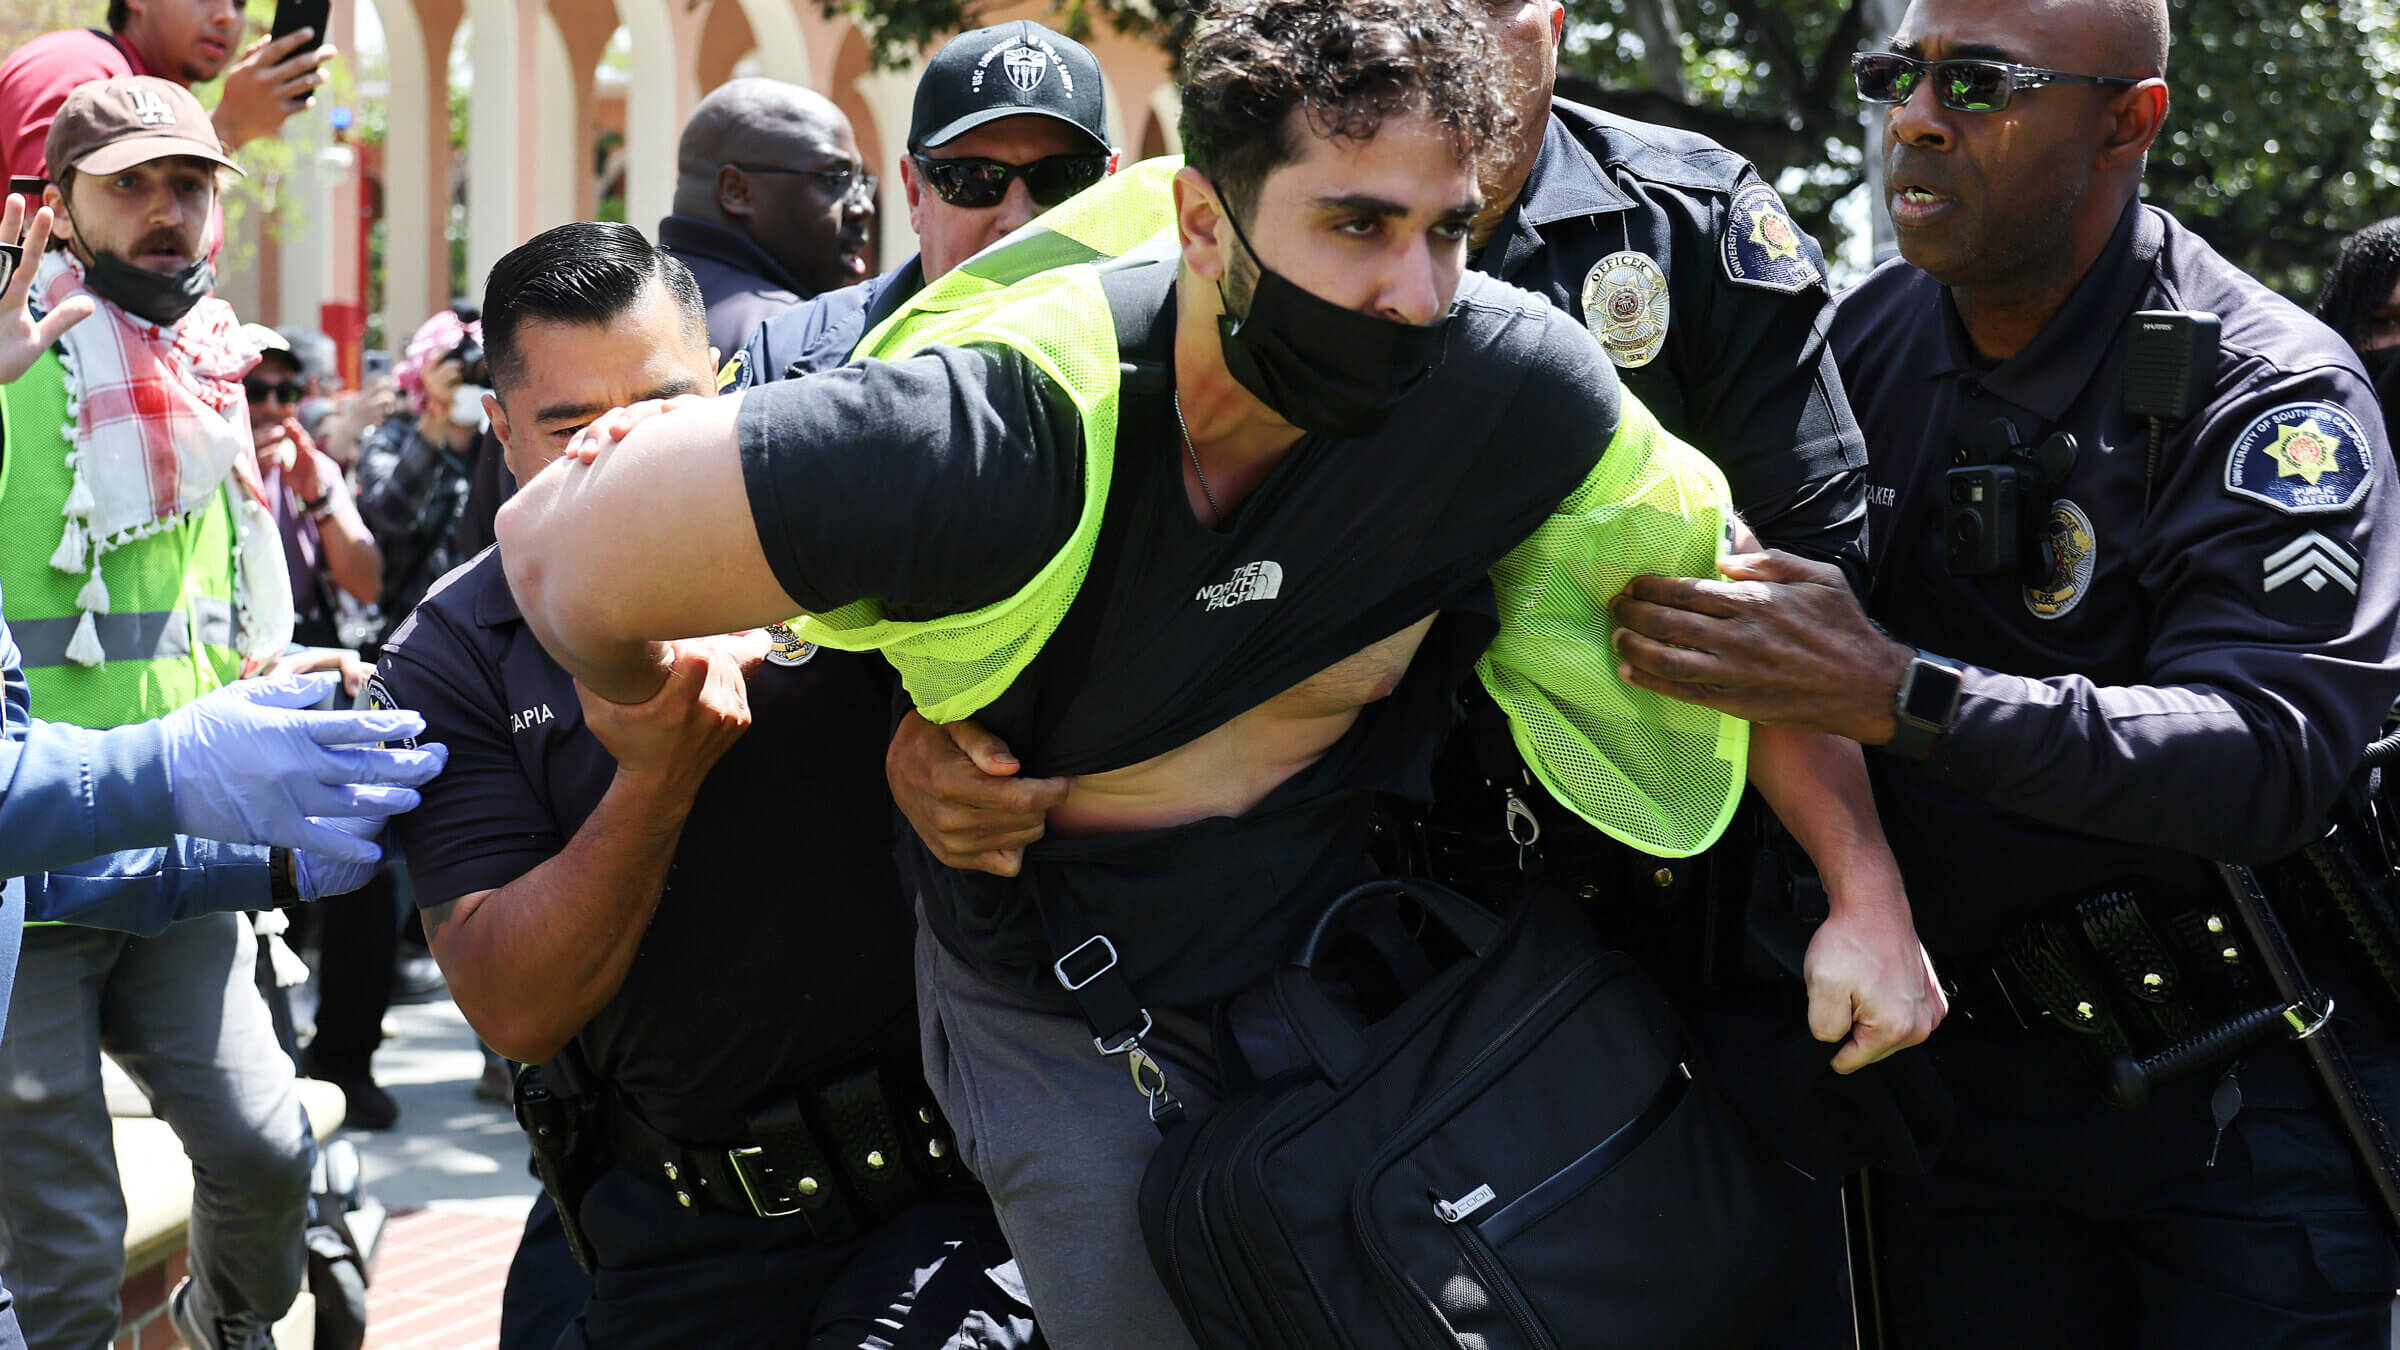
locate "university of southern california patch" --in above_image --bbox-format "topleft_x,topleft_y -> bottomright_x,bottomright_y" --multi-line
364,673 -> 419,750
1720,183 -> 1822,293
2223,401 -> 2373,516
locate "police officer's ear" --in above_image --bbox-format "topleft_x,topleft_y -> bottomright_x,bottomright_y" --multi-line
717,164 -> 756,223
1172,166 -> 1234,285
2097,78 -> 2169,171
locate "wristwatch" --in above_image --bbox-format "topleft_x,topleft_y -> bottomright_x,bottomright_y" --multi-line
299,489 -> 334,519
269,847 -> 299,903
1881,650 -> 1964,762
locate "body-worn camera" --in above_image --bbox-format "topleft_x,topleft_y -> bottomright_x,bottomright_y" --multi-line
1944,419 -> 2079,578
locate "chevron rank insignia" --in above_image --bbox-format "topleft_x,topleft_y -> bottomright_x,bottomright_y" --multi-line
2224,401 -> 2373,515
2259,530 -> 2361,625
1720,182 -> 1822,293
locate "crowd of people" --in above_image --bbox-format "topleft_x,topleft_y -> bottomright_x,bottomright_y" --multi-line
3,0 -> 2400,1348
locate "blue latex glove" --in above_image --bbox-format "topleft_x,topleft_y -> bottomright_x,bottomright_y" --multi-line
162,671 -> 448,866
293,815 -> 384,900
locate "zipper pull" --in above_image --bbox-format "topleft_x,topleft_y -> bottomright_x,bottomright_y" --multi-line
1434,1183 -> 1496,1225
1504,789 -> 1541,872
2206,1063 -> 2242,1168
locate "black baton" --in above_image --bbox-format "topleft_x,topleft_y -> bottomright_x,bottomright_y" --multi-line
2216,861 -> 2400,1236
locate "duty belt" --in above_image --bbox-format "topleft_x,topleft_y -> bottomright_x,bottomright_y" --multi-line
598,1061 -> 963,1241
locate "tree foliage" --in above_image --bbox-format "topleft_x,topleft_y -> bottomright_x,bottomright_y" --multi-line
839,0 -> 2400,300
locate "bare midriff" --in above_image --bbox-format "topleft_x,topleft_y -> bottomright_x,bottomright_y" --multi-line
1047,614 -> 1439,838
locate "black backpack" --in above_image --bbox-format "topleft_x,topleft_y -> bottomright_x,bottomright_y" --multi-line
1135,878 -> 1809,1350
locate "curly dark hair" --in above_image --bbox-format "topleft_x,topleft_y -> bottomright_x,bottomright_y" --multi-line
2317,218 -> 2400,351
1177,0 -> 1513,222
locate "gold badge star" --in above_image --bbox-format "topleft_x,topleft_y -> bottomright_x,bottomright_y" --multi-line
1748,208 -> 1801,265
2266,419 -> 2343,485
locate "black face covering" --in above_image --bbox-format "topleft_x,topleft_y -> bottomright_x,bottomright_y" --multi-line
80,249 -> 214,328
1213,196 -> 1451,439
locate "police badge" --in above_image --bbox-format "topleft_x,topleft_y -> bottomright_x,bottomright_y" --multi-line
1580,251 -> 1670,369
764,620 -> 817,668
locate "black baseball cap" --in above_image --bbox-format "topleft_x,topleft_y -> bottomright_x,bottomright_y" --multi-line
908,21 -> 1109,156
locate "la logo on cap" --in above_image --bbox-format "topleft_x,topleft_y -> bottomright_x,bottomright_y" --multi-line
126,85 -> 174,126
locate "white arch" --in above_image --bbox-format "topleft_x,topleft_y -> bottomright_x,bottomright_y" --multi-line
378,0 -> 442,327
534,6 -> 578,230
618,0 -> 682,237
726,0 -> 809,86
1147,79 -> 1182,155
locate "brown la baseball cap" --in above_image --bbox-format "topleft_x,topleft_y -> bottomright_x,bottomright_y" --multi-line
45,76 -> 243,180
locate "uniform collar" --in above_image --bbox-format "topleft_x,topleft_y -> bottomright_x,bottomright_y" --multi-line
1474,110 -> 1635,280
1933,199 -> 2162,420
470,548 -> 524,629
657,214 -> 810,299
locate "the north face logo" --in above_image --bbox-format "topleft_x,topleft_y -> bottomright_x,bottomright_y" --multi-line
1196,561 -> 1284,612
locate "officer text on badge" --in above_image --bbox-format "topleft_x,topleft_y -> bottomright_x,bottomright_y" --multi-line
2223,402 -> 2374,516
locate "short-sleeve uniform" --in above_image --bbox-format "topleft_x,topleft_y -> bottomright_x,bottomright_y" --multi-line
375,551 -> 1032,1349
1834,200 -> 2400,1348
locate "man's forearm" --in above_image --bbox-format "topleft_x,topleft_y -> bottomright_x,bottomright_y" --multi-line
431,771 -> 692,1062
1749,724 -> 1906,910
318,498 -> 382,605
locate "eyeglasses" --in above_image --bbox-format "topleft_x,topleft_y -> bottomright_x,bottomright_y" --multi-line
245,376 -> 305,404
1851,52 -> 2141,113
725,162 -> 877,204
910,153 -> 1108,210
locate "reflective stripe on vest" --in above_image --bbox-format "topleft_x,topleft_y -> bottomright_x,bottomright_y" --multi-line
6,596 -> 232,669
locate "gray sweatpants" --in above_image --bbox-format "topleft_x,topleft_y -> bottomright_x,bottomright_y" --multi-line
0,914 -> 311,1350
915,917 -> 1309,1350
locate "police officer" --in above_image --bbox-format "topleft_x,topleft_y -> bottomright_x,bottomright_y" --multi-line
737,20 -> 1116,384
375,222 -> 1034,1350
1611,0 -> 2400,1342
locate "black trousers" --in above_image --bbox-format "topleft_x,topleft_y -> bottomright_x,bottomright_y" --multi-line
555,1166 -> 1042,1350
1878,1018 -> 2398,1349
305,870 -> 399,1075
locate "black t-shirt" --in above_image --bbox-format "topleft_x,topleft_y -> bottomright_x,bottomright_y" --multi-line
375,549 -> 914,1142
735,265 -> 1620,1004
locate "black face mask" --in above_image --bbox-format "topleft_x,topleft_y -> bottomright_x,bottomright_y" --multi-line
80,249 -> 214,328
1213,198 -> 1451,439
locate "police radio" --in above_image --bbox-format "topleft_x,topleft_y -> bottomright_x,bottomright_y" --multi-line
2124,310 -> 2221,517
1943,417 -> 2078,578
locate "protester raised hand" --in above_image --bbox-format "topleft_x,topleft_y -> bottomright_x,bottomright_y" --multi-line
0,195 -> 94,386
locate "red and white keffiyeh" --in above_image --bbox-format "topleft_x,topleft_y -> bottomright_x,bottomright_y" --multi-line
33,248 -> 292,669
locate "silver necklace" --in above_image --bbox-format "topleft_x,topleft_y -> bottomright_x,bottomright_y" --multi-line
1172,390 -> 1223,526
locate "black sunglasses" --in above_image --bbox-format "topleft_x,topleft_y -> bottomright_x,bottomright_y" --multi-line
910,153 -> 1108,210
1851,52 -> 2141,113
245,376 -> 305,404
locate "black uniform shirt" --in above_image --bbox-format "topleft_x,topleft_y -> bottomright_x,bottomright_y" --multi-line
374,549 -> 914,1143
1834,201 -> 2400,951
1475,100 -> 1868,572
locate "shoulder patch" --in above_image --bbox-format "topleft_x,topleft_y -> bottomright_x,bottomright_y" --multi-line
2222,402 -> 2374,516
2259,530 -> 2361,625
1720,182 -> 1822,294
717,349 -> 752,393
363,673 -> 420,750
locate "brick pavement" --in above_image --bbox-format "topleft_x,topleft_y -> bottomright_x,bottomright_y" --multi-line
360,1206 -> 528,1350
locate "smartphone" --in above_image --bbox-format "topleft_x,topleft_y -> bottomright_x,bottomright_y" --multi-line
270,0 -> 330,51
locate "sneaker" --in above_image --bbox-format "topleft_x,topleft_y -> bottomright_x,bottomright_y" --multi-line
169,1276 -> 277,1350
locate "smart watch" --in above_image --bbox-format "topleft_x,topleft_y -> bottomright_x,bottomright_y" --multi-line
1882,650 -> 1964,762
